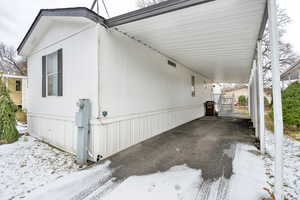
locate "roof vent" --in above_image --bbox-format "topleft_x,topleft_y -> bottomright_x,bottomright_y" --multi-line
168,60 -> 176,67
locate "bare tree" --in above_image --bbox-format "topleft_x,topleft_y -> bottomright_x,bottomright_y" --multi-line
136,0 -> 166,8
262,8 -> 298,87
0,42 -> 27,75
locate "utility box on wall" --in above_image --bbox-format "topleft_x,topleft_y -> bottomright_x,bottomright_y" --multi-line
75,99 -> 91,164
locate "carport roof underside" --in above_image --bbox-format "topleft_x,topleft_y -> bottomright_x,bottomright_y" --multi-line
18,0 -> 267,82
108,0 -> 267,83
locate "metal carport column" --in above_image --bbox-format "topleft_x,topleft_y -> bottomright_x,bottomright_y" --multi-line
268,0 -> 284,199
256,40 -> 265,154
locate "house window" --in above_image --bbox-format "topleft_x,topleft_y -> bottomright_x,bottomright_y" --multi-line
191,75 -> 195,97
42,49 -> 63,97
46,51 -> 58,96
16,80 -> 22,92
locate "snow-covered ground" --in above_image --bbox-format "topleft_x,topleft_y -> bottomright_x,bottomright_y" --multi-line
102,165 -> 202,200
0,132 -> 79,199
264,130 -> 300,200
0,122 -> 272,200
228,144 -> 268,200
16,122 -> 28,134
103,144 -> 268,200
21,143 -> 268,200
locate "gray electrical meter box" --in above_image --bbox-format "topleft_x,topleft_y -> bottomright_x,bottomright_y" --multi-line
75,99 -> 91,164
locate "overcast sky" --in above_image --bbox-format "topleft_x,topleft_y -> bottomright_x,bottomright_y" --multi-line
0,0 -> 299,55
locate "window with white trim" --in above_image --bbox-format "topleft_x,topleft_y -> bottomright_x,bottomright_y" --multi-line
46,51 -> 58,96
42,49 -> 63,97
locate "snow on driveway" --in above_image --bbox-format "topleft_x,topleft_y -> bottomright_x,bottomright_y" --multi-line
0,135 -> 78,200
0,123 -> 270,200
6,141 -> 268,200
265,130 -> 300,200
102,165 -> 202,200
98,143 -> 268,200
12,142 -> 269,200
26,161 -> 113,200
227,144 -> 268,200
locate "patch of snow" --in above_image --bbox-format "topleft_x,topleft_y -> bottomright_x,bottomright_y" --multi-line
25,161 -> 113,200
227,144 -> 268,200
197,177 -> 229,200
264,130 -> 300,200
0,130 -> 271,200
102,164 -> 202,200
100,144 -> 268,200
16,121 -> 28,134
0,135 -> 78,200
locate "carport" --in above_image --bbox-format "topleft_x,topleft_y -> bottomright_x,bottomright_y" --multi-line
104,0 -> 284,199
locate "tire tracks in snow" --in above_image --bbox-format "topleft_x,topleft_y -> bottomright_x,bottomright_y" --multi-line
194,176 -> 229,200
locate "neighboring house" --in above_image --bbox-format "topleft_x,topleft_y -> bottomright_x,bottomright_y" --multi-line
17,0 -> 267,161
223,85 -> 248,104
280,61 -> 300,89
223,85 -> 272,106
2,74 -> 28,109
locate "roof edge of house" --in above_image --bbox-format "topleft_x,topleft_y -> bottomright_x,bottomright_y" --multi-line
105,0 -> 215,27
17,7 -> 105,55
17,0 -> 218,55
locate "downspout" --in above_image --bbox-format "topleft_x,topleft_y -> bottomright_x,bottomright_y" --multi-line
96,24 -> 110,125
96,24 -> 102,119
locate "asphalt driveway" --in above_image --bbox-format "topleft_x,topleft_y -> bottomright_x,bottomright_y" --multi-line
106,116 -> 256,181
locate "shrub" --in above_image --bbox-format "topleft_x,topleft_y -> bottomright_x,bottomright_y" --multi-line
0,76 -> 19,143
281,82 -> 300,127
238,95 -> 247,106
270,82 -> 300,127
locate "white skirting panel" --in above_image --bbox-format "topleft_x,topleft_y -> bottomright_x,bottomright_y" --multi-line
28,114 -> 77,154
28,104 -> 205,161
92,104 -> 205,159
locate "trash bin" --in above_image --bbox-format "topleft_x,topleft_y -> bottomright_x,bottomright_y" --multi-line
204,101 -> 215,116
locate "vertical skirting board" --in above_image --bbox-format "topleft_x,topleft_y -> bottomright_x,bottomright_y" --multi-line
92,105 -> 204,159
28,104 -> 204,161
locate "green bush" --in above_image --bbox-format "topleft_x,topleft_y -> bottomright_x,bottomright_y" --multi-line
0,76 -> 19,143
270,82 -> 300,127
281,82 -> 300,127
238,95 -> 247,106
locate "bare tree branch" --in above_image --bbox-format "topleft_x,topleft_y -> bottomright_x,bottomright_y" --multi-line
262,7 -> 298,88
0,42 -> 27,75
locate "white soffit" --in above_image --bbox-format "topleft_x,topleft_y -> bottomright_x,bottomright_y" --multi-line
114,0 -> 266,83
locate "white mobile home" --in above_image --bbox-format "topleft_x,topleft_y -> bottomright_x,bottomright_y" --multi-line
17,5 -> 215,161
17,0 -> 288,198
18,0 -> 268,160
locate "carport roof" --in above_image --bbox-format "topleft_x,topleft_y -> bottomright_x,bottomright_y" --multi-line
109,0 -> 267,83
18,0 -> 267,82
